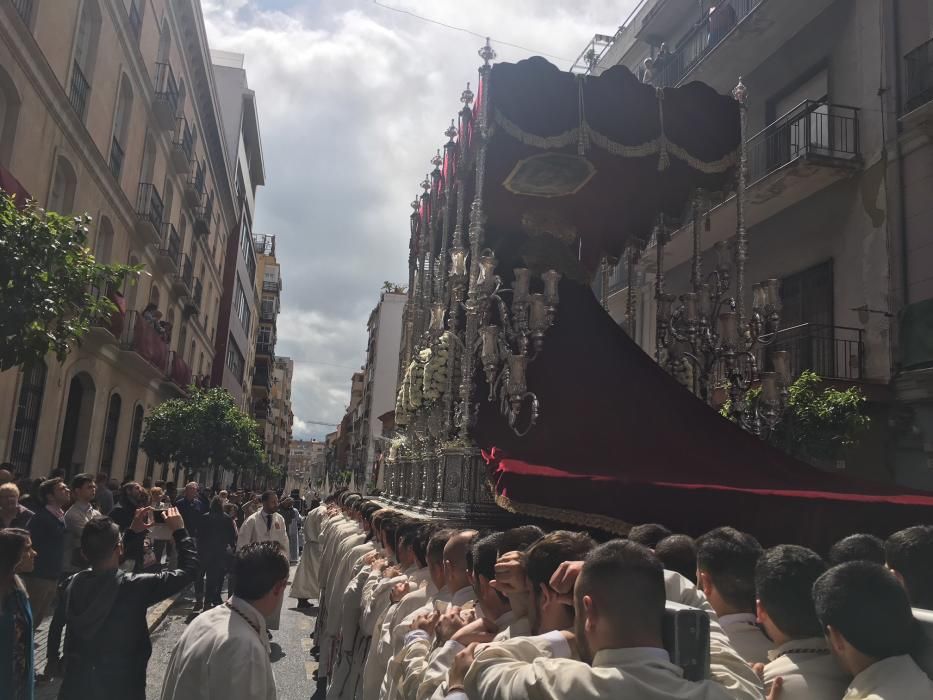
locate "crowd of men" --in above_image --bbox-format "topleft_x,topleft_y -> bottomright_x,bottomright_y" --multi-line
0,462 -> 311,700
300,490 -> 933,700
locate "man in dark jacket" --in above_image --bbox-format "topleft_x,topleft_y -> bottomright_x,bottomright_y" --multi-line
24,477 -> 70,627
174,481 -> 207,608
53,507 -> 197,700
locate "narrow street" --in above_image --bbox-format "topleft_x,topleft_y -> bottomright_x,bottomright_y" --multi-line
35,565 -> 318,700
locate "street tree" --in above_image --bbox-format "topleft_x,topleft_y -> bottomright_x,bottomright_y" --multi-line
141,387 -> 265,487
0,194 -> 137,371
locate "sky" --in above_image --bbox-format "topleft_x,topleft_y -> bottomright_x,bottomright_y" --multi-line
201,0 -> 640,440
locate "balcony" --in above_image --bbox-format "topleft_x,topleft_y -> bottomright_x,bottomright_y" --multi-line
193,192 -> 213,236
253,234 -> 275,256
134,182 -> 164,243
262,278 -> 282,293
12,0 -> 33,25
660,101 -> 861,271
184,162 -> 206,208
164,351 -> 192,393
766,323 -> 864,382
253,366 -> 272,396
109,137 -> 125,182
184,278 -> 202,314
902,38 -> 933,137
157,222 -> 181,272
256,339 -> 275,357
651,0 -> 836,95
153,63 -> 179,130
87,286 -> 126,343
171,117 -> 194,173
120,311 -> 169,375
172,253 -> 194,296
260,304 -> 277,323
68,61 -> 90,121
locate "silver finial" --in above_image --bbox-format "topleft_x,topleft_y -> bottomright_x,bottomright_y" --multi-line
479,38 -> 496,65
732,77 -> 748,105
445,119 -> 458,141
461,82 -> 474,106
431,149 -> 443,168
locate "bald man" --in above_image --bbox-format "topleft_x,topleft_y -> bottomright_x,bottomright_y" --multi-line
460,540 -> 764,700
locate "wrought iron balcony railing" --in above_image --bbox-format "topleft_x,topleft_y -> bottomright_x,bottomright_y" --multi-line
173,116 -> 194,163
747,101 -> 860,184
159,222 -> 181,266
135,182 -> 164,231
653,0 -> 760,88
154,62 -> 179,115
175,253 -> 194,291
69,61 -> 91,121
905,37 -> 933,113
767,323 -> 865,382
121,311 -> 169,373
193,191 -> 213,235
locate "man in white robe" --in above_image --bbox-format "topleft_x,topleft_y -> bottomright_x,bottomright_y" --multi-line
236,490 -> 289,631
696,527 -> 772,665
813,560 -> 933,700
757,545 -> 849,700
160,541 -> 290,700
457,539 -> 765,700
291,500 -> 327,606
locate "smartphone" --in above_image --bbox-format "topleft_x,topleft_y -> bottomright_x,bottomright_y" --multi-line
663,601 -> 710,681
152,507 -> 168,524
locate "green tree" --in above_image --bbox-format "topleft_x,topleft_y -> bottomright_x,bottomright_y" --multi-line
141,387 -> 265,486
0,194 -> 138,370
722,370 -> 870,464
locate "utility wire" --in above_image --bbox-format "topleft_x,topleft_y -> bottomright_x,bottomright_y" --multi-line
371,0 -> 577,65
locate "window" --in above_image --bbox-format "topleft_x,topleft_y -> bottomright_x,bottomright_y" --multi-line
226,337 -> 245,382
0,66 -> 21,167
99,393 -> 122,475
125,404 -> 144,481
128,0 -> 143,41
110,75 -> 133,181
94,217 -> 114,263
70,0 -> 102,121
234,279 -> 251,333
48,155 -> 77,214
9,362 -> 47,474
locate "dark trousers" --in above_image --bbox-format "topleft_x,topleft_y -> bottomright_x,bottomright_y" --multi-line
204,560 -> 226,605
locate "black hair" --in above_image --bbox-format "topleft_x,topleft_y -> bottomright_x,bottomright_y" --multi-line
627,523 -> 672,549
38,477 -> 64,505
885,525 -> 933,609
261,490 -> 277,504
427,528 -> 457,566
233,542 -> 291,600
210,496 -> 225,515
827,533 -> 885,566
813,561 -> 921,658
755,544 -> 826,639
654,534 -> 697,583
470,532 -> 504,581
81,517 -> 121,566
695,526 -> 763,611
525,530 -> 597,591
397,521 -> 429,567
577,539 -> 665,635
0,528 -> 30,575
499,525 -> 545,554
70,473 -> 95,490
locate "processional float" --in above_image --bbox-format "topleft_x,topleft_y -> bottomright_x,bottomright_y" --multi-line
381,42 -> 933,546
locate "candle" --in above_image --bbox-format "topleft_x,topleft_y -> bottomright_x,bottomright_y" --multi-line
765,278 -> 781,309
760,372 -> 779,403
529,294 -> 549,331
683,292 -> 698,321
507,354 -> 526,393
699,283 -> 711,317
450,247 -> 467,277
658,294 -> 673,323
718,311 -> 738,346
430,303 -> 445,331
477,253 -> 498,291
481,326 -> 499,366
542,270 -> 561,305
771,350 -> 790,385
513,268 -> 531,302
752,283 -> 764,312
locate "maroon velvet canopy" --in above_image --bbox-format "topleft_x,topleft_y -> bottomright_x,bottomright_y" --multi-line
482,57 -> 741,271
473,281 -> 933,551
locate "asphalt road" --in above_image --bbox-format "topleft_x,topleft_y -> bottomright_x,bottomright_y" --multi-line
147,564 -> 320,700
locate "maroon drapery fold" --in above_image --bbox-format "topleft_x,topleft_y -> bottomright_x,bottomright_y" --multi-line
133,318 -> 169,372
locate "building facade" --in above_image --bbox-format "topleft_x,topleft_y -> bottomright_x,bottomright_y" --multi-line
290,438 -> 325,490
266,355 -> 293,474
250,233 -> 280,454
0,0 -> 235,481
588,0 -> 933,487
210,50 -> 264,409
351,291 -> 405,490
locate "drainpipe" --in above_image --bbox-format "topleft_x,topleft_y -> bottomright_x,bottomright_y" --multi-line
892,0 -> 910,311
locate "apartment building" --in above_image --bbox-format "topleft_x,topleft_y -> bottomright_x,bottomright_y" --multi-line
210,50 -> 264,410
588,0 -> 933,485
267,355 -> 293,474
290,438 -> 325,489
0,0 -> 235,481
352,291 -> 405,490
250,233 -> 280,450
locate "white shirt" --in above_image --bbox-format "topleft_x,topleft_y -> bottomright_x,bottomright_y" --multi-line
719,612 -> 772,665
764,637 -> 850,700
237,509 -> 289,553
844,654 -> 933,699
160,597 -> 276,700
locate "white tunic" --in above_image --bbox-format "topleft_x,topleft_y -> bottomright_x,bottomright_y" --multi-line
237,509 -> 289,553
291,504 -> 325,600
763,637 -> 850,700
719,612 -> 773,665
844,654 -> 933,699
160,597 -> 276,700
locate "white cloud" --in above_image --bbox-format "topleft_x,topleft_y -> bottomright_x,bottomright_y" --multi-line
202,0 -> 638,442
